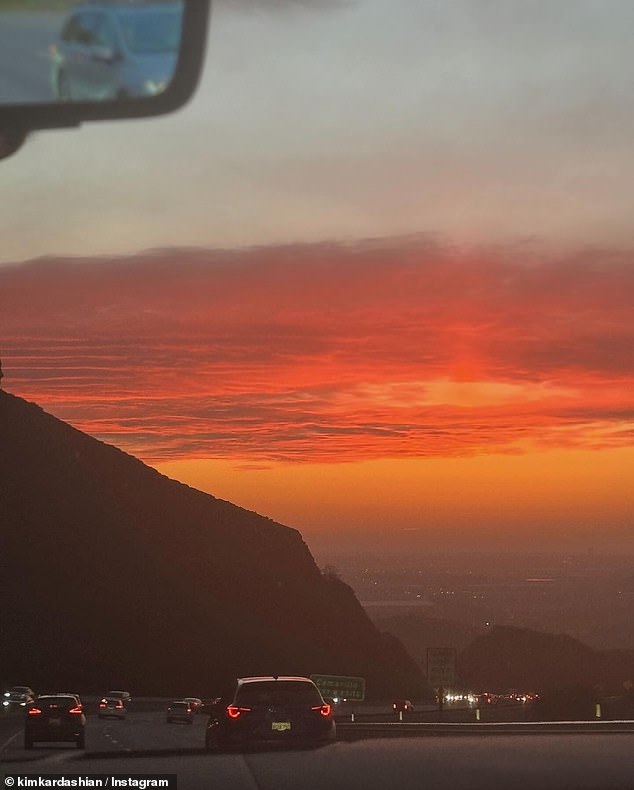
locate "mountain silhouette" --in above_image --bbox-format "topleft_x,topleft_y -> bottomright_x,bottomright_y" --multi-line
459,625 -> 634,694
0,390 -> 422,698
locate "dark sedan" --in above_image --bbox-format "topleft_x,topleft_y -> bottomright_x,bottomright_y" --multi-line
205,676 -> 336,750
25,695 -> 86,749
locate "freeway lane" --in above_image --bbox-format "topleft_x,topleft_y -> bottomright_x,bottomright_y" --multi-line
1,705 -> 208,761
3,734 -> 634,789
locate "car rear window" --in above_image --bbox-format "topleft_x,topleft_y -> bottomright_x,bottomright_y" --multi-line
235,681 -> 322,707
171,702 -> 189,709
37,696 -> 76,708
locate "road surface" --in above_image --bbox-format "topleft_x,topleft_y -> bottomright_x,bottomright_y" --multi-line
2,703 -> 634,789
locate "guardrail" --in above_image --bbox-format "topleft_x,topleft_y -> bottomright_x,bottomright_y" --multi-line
335,719 -> 634,740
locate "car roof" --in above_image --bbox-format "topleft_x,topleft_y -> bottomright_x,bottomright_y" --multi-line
237,676 -> 315,685
36,694 -> 77,700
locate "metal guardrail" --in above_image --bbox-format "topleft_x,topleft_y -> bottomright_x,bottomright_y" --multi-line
335,719 -> 634,739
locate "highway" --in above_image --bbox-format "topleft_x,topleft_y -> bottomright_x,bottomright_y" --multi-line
2,701 -> 634,789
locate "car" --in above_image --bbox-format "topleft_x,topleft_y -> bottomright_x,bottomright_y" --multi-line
166,700 -> 194,724
98,696 -> 127,719
106,690 -> 131,704
50,0 -> 183,102
24,694 -> 86,749
392,699 -> 415,715
3,685 -> 35,698
205,676 -> 336,750
2,689 -> 34,709
183,697 -> 203,713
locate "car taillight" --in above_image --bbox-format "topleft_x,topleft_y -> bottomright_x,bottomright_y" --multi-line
312,704 -> 331,717
28,707 -> 42,716
226,705 -> 251,719
115,702 -> 123,709
69,705 -> 83,714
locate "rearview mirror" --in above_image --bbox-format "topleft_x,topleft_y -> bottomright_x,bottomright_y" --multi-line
0,0 -> 210,158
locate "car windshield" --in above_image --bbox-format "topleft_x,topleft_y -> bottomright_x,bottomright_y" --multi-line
235,682 -> 323,707
1,0 -> 633,786
116,7 -> 182,55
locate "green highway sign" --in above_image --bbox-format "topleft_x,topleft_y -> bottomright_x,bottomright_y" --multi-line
426,647 -> 457,689
311,674 -> 366,702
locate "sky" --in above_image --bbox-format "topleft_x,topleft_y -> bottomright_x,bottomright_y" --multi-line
1,0 -> 633,555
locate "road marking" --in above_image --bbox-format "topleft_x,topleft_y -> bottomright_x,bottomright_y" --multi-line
0,730 -> 21,752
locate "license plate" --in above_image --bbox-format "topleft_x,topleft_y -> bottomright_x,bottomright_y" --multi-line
271,721 -> 291,732
49,718 -> 61,727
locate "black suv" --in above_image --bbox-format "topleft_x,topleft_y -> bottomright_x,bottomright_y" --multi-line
25,695 -> 86,749
205,676 -> 336,750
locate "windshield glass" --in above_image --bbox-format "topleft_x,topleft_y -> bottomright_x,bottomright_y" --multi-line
1,0 -> 633,783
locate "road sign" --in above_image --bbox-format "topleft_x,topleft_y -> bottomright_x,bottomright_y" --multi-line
426,647 -> 457,688
311,674 -> 366,702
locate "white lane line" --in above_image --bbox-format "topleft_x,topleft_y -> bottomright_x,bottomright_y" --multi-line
0,730 -> 21,752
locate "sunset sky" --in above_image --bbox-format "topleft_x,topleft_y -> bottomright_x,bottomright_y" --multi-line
1,0 -> 633,554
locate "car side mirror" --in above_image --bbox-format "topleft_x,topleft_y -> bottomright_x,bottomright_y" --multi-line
0,0 -> 211,160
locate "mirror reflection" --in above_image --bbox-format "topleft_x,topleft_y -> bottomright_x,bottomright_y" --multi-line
0,0 -> 184,104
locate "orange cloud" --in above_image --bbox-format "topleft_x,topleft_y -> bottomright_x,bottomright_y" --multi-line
2,237 -> 633,465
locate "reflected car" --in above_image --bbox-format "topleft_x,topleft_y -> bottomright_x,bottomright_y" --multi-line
50,0 -> 183,101
166,700 -> 194,724
205,676 -> 336,750
98,696 -> 127,719
24,695 -> 86,749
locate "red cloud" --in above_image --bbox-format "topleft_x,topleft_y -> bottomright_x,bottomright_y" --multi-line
2,237 -> 633,463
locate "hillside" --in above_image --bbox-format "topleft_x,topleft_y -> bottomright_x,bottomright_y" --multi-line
459,625 -> 634,694
0,390 -> 423,698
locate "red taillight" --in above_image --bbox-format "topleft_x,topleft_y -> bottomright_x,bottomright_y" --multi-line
28,707 -> 42,716
312,704 -> 331,717
115,702 -> 123,709
69,705 -> 83,714
226,705 -> 251,719
99,702 -> 107,708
